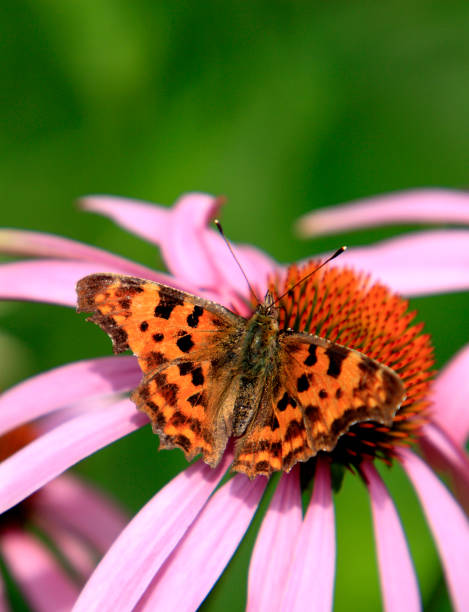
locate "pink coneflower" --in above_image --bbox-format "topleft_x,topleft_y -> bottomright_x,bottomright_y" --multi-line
0,424 -> 128,611
0,191 -> 468,611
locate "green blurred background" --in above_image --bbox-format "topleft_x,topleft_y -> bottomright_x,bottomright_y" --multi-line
1,1 -> 469,610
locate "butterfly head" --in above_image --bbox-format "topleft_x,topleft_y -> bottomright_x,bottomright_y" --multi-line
256,291 -> 279,320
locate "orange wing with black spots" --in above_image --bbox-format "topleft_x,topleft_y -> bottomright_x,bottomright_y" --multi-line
233,334 -> 405,478
76,273 -> 243,466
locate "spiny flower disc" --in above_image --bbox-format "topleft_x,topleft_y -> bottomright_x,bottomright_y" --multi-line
270,260 -> 435,467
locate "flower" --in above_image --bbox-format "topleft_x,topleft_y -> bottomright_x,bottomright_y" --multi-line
1,191 -> 469,611
0,424 -> 128,610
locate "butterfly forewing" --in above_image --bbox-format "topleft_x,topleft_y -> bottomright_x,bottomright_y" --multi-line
281,333 -> 405,449
76,273 -> 243,465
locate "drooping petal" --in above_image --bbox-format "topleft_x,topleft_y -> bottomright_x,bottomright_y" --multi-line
81,193 -> 277,301
0,528 -> 79,612
80,195 -> 171,249
137,474 -> 267,611
73,453 -> 232,612
280,458 -> 336,611
401,449 -> 469,612
247,469 -> 302,612
362,462 -> 420,612
338,230 -> 469,296
0,399 -> 145,514
81,193 -> 222,285
35,475 -> 128,554
0,229 -> 159,279
0,356 -> 140,436
296,189 -> 469,237
430,344 -> 469,445
0,260 -> 173,307
419,423 -> 469,515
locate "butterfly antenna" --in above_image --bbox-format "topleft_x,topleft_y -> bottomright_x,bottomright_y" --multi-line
213,219 -> 260,303
271,246 -> 347,307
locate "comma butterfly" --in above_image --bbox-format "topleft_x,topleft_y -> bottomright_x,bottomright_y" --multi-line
76,262 -> 405,478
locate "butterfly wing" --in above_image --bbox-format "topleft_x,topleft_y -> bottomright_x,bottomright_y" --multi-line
233,332 -> 405,478
76,273 -> 244,466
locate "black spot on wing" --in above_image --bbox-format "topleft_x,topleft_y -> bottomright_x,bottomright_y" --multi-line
325,345 -> 349,378
187,305 -> 204,328
270,415 -> 280,431
154,291 -> 184,320
297,374 -> 310,392
140,321 -> 149,332
178,362 -> 194,376
177,334 -> 194,353
277,392 -> 297,412
191,366 -> 205,387
304,344 -> 317,366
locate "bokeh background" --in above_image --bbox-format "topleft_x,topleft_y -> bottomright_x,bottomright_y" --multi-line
2,2 -> 469,610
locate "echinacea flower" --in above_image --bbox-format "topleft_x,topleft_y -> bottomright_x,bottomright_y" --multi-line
0,424 -> 128,611
0,190 -> 469,611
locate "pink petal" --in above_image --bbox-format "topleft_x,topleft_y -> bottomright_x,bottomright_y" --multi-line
0,528 -> 79,612
400,449 -> 469,612
419,422 -> 469,515
362,462 -> 420,612
73,453 -> 232,612
247,469 -> 302,612
0,399 -> 145,514
430,344 -> 469,445
82,193 -> 277,301
281,458 -> 336,611
137,474 -> 267,611
0,229 -> 160,279
81,194 -> 222,286
338,230 -> 469,296
296,189 -> 469,237
0,356 -> 139,437
0,260 -> 168,306
81,195 -> 171,248
35,475 -> 128,554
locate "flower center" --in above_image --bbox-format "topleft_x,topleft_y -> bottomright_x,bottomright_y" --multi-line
268,261 -> 435,469
0,425 -> 37,529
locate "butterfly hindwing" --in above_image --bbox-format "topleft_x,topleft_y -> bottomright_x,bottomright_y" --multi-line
76,273 -> 243,465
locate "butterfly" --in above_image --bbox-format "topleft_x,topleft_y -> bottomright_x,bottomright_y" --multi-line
76,273 -> 405,478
